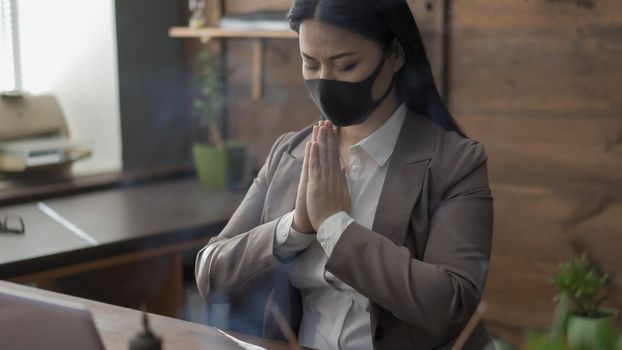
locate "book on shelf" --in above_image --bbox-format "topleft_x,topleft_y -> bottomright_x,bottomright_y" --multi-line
219,11 -> 289,31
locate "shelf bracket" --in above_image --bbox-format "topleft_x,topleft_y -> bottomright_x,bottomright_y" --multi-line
252,39 -> 265,101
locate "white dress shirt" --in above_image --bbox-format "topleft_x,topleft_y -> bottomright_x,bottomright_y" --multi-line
274,103 -> 407,350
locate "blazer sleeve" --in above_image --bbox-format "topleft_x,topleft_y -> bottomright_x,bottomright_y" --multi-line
324,141 -> 493,339
195,132 -> 295,300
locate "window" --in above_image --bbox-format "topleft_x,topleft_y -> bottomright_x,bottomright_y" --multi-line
0,0 -> 21,92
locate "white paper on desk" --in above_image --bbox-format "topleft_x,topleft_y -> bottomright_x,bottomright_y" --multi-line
217,330 -> 267,350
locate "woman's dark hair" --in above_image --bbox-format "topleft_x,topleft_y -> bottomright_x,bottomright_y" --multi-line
288,0 -> 466,137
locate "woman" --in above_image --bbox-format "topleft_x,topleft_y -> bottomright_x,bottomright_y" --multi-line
195,0 -> 494,349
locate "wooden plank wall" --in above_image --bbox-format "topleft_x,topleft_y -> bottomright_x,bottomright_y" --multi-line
190,0 -> 622,344
449,0 -> 622,341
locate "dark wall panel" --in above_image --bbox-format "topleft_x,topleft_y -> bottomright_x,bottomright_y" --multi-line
116,0 -> 191,170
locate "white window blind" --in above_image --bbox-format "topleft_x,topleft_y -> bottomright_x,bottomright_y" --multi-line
0,0 -> 21,92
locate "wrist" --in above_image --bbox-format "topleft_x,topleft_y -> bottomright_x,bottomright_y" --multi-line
292,214 -> 315,235
315,210 -> 345,232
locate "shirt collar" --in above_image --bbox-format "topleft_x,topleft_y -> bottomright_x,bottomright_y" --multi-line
351,102 -> 407,167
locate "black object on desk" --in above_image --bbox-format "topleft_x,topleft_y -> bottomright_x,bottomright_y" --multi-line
130,310 -> 162,350
0,214 -> 24,234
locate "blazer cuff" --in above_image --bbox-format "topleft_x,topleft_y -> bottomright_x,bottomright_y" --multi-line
317,211 -> 354,257
274,210 -> 315,260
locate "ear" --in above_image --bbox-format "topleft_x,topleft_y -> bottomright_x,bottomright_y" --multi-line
392,40 -> 406,73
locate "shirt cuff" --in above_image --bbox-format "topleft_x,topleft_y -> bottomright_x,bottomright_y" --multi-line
317,211 -> 354,257
274,210 -> 316,259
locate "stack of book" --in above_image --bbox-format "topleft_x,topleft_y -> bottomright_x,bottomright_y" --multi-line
219,11 -> 289,31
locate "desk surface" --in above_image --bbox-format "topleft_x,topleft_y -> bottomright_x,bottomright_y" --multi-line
0,280 -> 312,350
0,178 -> 245,278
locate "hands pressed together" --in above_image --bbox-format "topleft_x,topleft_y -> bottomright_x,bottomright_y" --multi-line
292,120 -> 351,234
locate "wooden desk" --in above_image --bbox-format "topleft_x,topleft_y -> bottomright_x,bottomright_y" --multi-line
0,178 -> 244,279
0,280 -> 314,350
0,178 -> 245,316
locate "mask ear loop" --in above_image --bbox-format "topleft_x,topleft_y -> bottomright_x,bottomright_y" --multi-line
370,41 -> 399,109
374,38 -> 399,103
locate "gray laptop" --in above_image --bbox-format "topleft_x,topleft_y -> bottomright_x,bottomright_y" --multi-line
0,287 -> 105,350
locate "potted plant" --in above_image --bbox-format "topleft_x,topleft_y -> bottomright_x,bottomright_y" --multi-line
485,254 -> 622,350
550,254 -> 619,350
191,49 -> 246,190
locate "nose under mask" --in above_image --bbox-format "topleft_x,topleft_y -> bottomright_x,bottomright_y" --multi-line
304,49 -> 396,127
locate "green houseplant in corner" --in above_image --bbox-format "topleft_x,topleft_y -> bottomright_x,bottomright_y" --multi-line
550,254 -> 619,350
192,50 -> 245,190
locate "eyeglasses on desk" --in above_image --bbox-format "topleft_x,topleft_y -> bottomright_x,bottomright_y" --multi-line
0,214 -> 25,234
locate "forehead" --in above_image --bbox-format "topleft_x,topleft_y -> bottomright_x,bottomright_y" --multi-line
298,20 -> 377,56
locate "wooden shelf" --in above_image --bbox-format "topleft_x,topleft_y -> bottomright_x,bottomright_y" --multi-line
169,26 -> 298,101
168,27 -> 297,44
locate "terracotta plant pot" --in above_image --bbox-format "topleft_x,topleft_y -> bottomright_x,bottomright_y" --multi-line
193,142 -> 246,190
567,309 -> 618,350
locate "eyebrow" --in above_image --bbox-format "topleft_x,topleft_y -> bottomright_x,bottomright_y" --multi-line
301,52 -> 357,60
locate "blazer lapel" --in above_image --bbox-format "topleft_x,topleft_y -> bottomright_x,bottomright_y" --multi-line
371,110 -> 436,248
263,127 -> 313,222
369,110 -> 437,333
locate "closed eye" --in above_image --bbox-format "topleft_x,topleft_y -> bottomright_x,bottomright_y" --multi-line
339,63 -> 357,72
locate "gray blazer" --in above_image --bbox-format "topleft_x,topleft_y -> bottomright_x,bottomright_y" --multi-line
196,109 -> 494,349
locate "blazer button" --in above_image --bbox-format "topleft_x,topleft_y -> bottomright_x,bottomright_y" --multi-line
374,326 -> 384,341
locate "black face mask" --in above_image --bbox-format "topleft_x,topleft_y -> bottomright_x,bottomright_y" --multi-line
304,49 -> 396,127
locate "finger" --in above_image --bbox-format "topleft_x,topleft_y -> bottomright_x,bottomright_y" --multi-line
326,123 -> 339,182
324,120 -> 335,134
319,126 -> 330,181
301,141 -> 311,185
326,120 -> 339,145
310,141 -> 321,180
312,125 -> 318,143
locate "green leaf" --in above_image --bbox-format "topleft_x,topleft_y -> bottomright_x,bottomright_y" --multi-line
550,255 -> 610,316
